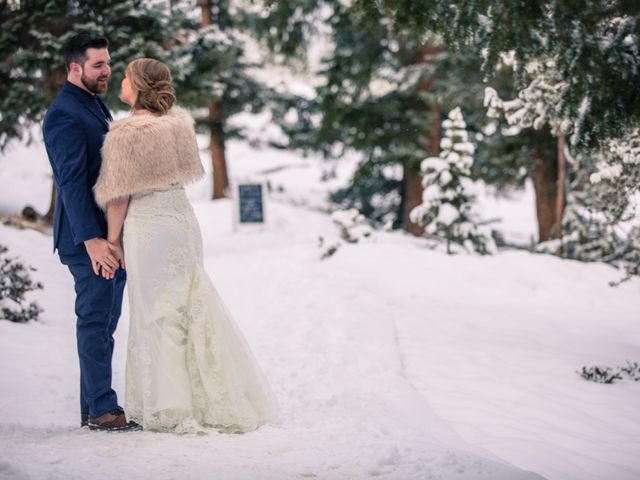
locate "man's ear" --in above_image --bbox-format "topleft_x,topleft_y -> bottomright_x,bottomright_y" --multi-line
70,63 -> 81,75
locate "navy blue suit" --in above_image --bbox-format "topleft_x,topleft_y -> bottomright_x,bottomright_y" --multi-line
43,81 -> 126,419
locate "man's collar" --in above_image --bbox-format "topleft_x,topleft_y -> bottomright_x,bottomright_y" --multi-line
62,81 -> 111,126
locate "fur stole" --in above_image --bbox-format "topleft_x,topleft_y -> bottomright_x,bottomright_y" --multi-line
94,106 -> 204,208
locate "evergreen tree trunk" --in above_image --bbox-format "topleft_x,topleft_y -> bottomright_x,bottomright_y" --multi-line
43,185 -> 56,224
41,70 -> 66,225
401,163 -> 425,235
401,107 -> 441,236
199,0 -> 212,25
532,133 -> 559,242
209,102 -> 229,199
555,133 -> 567,249
402,44 -> 441,235
201,0 -> 229,200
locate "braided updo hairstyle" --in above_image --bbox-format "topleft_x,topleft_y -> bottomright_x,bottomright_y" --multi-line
126,58 -> 176,115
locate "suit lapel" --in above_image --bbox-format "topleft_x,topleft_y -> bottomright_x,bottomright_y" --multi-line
96,96 -> 113,122
81,101 -> 110,130
62,82 -> 110,130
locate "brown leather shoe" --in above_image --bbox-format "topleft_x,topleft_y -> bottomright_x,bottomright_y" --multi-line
88,408 -> 142,432
81,413 -> 89,428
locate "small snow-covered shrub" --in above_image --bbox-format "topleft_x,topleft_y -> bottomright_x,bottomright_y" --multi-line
331,209 -> 373,243
0,244 -> 43,323
319,208 -> 373,260
579,362 -> 640,384
620,362 -> 640,381
318,237 -> 341,260
579,365 -> 622,384
410,108 -> 496,255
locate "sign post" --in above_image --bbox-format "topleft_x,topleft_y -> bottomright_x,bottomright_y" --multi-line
232,181 -> 267,231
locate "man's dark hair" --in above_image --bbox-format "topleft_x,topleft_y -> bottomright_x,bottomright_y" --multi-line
63,34 -> 109,71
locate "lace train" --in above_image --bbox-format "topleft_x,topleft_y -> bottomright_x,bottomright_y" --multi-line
123,186 -> 276,433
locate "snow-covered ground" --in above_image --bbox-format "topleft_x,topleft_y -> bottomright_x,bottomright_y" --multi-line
0,127 -> 639,480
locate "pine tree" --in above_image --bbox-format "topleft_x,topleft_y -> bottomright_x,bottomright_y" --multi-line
551,156 -> 640,283
263,1 -> 568,243
355,0 -> 640,229
358,1 -> 640,149
168,0 -> 276,200
0,0 -> 170,143
482,56 -> 639,253
470,57 -> 560,243
410,108 -> 496,254
0,0 -> 170,222
483,65 -> 567,243
590,130 -> 640,221
264,1 -> 489,234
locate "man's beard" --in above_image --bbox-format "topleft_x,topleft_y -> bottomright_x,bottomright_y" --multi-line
81,72 -> 109,94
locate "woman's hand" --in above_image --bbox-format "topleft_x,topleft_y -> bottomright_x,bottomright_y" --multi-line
104,196 -> 130,279
85,237 -> 118,277
110,241 -> 126,269
101,241 -> 126,279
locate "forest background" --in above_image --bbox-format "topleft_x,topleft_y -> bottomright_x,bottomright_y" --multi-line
1,0 -> 639,279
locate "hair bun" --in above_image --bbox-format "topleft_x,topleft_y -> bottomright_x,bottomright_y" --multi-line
144,89 -> 158,103
127,58 -> 176,115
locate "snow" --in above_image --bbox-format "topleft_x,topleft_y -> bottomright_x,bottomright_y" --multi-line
437,203 -> 459,225
453,141 -> 475,155
422,184 -> 442,202
1,123 -> 639,480
474,182 -> 538,246
421,157 -> 448,173
440,169 -> 453,185
590,163 -> 623,183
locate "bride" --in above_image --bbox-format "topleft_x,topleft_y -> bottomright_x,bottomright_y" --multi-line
93,58 -> 276,433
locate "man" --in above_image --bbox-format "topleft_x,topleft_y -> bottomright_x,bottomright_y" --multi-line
43,34 -> 137,431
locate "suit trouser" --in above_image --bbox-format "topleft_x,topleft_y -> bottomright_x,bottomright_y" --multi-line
59,252 -> 126,418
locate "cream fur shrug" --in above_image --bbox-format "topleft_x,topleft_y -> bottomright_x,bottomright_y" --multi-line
94,107 -> 204,208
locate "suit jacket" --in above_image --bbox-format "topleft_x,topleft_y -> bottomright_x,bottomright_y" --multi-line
43,81 -> 113,254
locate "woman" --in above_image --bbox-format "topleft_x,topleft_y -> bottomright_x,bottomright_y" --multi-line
93,58 -> 276,433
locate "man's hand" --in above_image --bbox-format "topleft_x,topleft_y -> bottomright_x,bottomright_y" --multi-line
84,237 -> 118,277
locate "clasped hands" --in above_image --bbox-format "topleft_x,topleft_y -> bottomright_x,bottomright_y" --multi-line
84,237 -> 126,280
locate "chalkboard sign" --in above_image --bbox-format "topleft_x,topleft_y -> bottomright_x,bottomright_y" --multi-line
238,184 -> 264,223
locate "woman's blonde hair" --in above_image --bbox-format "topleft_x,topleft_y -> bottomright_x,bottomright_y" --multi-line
126,58 -> 176,115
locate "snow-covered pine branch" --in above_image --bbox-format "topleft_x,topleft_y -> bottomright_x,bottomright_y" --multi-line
591,128 -> 640,188
484,59 -> 567,136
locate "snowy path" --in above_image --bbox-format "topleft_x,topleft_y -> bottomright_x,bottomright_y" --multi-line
323,240 -> 640,480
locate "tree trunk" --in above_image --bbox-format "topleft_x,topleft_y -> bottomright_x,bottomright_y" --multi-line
42,184 -> 56,225
532,134 -> 559,242
41,69 -> 66,224
43,69 -> 66,104
201,0 -> 229,200
209,102 -> 229,199
199,0 -> 212,26
554,134 -> 567,250
401,44 -> 442,235
401,163 -> 426,236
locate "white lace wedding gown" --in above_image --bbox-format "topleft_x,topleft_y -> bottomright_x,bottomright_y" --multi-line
123,185 -> 276,433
